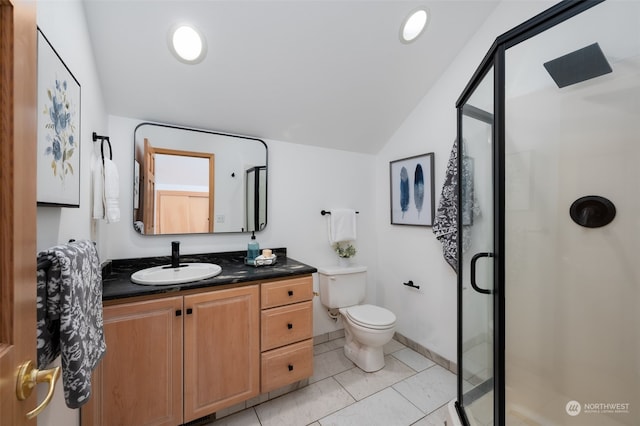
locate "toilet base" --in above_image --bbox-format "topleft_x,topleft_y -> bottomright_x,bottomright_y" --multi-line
343,339 -> 385,372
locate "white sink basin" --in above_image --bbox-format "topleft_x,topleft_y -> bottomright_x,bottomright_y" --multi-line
131,263 -> 222,285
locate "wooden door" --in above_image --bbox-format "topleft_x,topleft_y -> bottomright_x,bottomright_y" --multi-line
81,297 -> 184,426
151,147 -> 215,234
156,191 -> 190,234
156,190 -> 210,234
189,195 -> 210,232
183,286 -> 260,422
142,138 -> 156,234
0,1 -> 39,425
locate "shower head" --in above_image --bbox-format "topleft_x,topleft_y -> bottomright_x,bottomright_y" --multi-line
543,43 -> 612,88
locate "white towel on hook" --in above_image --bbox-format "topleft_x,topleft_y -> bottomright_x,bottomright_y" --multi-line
103,158 -> 120,223
328,209 -> 357,244
92,158 -> 104,220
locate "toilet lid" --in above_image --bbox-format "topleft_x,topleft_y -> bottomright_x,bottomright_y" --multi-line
345,304 -> 396,329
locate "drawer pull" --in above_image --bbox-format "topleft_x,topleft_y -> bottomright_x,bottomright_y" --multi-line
176,309 -> 182,316
288,290 -> 294,296
288,364 -> 294,371
187,308 -> 193,315
287,323 -> 293,329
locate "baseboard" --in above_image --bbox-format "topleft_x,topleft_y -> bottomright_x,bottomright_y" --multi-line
393,332 -> 458,375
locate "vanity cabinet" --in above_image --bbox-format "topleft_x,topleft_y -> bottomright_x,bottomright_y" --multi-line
82,285 -> 260,426
83,273 -> 314,425
260,276 -> 314,393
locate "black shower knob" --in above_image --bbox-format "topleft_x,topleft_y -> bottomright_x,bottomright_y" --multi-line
569,196 -> 616,228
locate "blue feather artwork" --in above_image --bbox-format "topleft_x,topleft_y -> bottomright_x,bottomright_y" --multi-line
414,164 -> 424,217
400,167 -> 410,218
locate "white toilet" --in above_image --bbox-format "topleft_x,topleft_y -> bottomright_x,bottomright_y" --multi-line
318,265 -> 396,372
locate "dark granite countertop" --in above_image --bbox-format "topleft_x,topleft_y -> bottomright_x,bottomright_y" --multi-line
102,248 -> 317,301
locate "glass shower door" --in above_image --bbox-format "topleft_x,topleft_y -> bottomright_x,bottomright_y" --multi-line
457,65 -> 496,425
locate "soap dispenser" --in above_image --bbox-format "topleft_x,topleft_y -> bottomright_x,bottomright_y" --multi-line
247,231 -> 260,262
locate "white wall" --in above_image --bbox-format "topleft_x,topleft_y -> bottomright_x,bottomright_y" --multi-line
36,1 -> 108,425
36,0 -> 108,254
374,0 -> 556,363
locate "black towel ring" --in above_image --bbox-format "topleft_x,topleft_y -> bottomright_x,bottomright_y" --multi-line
93,132 -> 112,165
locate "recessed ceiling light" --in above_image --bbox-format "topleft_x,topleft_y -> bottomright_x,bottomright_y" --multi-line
169,24 -> 207,64
401,8 -> 429,44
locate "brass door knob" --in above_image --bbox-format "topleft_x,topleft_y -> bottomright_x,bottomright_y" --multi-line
16,360 -> 61,419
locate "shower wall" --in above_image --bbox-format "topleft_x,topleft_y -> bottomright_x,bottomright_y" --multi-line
504,2 -> 640,424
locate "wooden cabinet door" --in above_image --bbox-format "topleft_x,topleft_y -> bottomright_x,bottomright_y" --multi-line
82,297 -> 183,426
183,286 -> 259,422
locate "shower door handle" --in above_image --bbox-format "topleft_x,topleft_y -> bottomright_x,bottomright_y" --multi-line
470,252 -> 494,295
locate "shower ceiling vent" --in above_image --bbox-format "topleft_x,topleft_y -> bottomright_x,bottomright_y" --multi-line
543,43 -> 612,88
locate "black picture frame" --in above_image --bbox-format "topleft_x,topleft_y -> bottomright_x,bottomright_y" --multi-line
36,28 -> 81,207
390,152 -> 435,226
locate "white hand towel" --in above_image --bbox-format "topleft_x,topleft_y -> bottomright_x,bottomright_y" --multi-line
92,158 -> 104,219
103,158 -> 120,223
328,209 -> 357,244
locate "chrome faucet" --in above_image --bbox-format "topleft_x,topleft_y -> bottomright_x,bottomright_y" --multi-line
171,241 -> 180,268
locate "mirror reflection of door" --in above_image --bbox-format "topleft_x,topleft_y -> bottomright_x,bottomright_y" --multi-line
140,138 -> 214,234
142,139 -> 156,234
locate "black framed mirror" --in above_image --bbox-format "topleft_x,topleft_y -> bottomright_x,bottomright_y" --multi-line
133,122 -> 267,235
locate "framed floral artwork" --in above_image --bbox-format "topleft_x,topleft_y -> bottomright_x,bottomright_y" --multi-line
390,152 -> 435,226
36,28 -> 81,207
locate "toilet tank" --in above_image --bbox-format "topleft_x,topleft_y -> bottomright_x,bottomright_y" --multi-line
317,265 -> 367,309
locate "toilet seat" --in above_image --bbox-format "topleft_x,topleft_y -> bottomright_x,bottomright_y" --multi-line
345,304 -> 396,330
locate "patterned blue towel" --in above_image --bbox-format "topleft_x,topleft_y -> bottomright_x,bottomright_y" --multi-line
37,240 -> 106,408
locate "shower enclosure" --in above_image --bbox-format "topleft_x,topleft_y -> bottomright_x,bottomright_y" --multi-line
455,0 -> 639,424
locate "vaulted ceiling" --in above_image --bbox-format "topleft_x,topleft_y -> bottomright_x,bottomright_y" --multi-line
83,0 -> 500,154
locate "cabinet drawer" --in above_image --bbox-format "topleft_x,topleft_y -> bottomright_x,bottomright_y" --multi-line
261,276 -> 313,309
261,339 -> 313,393
261,301 -> 312,351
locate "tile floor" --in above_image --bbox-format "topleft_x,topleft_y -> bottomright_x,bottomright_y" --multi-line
208,337 -> 455,426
